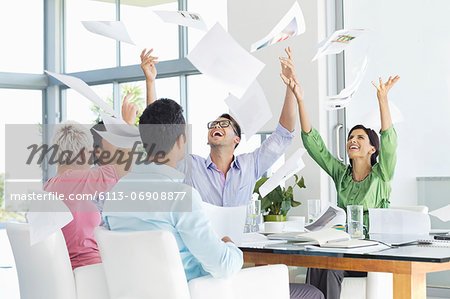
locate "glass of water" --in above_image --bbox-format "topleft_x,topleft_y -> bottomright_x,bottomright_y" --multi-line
347,205 -> 364,239
307,199 -> 321,223
246,199 -> 261,232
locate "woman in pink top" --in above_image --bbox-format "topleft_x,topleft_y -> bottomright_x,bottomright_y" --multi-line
44,97 -> 137,269
44,162 -> 121,269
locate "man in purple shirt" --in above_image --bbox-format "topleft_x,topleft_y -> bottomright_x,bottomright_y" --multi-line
141,48 -> 296,207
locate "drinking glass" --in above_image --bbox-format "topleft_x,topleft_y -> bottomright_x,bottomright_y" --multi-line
246,199 -> 261,232
347,205 -> 364,239
307,199 -> 321,223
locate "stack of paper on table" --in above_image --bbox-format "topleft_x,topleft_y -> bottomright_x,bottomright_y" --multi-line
268,228 -> 349,245
268,228 -> 380,249
240,232 -> 287,248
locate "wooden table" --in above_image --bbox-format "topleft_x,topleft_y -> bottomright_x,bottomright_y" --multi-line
241,243 -> 450,299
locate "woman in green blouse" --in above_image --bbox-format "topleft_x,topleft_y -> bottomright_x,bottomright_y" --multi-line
279,47 -> 399,299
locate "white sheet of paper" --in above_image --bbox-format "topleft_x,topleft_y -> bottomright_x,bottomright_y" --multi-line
202,202 -> 247,246
312,29 -> 367,61
45,71 -> 117,117
100,112 -> 140,137
329,57 -> 368,99
95,112 -> 141,148
259,148 -> 307,198
154,10 -> 207,31
224,81 -> 272,140
369,208 -> 431,234
430,204 -> 450,222
27,200 -> 73,246
81,21 -> 135,45
94,130 -> 141,149
250,2 -> 305,52
325,57 -> 368,110
363,102 -> 404,130
187,23 -> 265,98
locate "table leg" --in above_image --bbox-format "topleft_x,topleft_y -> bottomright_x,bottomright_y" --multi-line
393,273 -> 426,299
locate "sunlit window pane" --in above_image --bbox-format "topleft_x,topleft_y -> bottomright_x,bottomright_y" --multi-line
0,1 -> 43,73
188,0 -> 227,51
65,83 -> 113,124
65,0 -> 116,72
120,1 -> 179,66
119,77 -> 180,124
0,89 -> 42,173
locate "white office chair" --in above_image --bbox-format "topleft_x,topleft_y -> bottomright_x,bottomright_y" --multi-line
95,227 -> 290,299
73,263 -> 110,299
6,222 -> 77,299
7,222 -> 109,299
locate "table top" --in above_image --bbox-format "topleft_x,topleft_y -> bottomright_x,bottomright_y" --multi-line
240,234 -> 450,263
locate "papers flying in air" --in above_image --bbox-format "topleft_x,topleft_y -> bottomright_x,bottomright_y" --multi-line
312,29 -> 367,61
224,81 -> 273,140
250,2 -> 306,52
95,112 -> 141,149
259,148 -> 306,198
187,23 -> 265,98
325,56 -> 368,110
81,21 -> 135,45
154,10 -> 208,31
45,71 -> 117,117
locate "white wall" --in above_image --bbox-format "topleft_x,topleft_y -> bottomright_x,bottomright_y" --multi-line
228,0 -> 328,216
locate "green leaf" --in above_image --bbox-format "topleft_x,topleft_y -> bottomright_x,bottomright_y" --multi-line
296,176 -> 306,188
280,200 -> 291,216
284,186 -> 293,201
267,186 -> 284,202
291,199 -> 302,207
253,177 -> 269,194
261,197 -> 272,211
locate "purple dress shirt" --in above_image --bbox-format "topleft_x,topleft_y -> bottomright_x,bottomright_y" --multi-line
177,123 -> 295,207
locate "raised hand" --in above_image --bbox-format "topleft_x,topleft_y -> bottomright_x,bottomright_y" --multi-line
140,48 -> 159,82
280,46 -> 295,79
279,47 -> 304,102
121,93 -> 138,125
371,75 -> 400,102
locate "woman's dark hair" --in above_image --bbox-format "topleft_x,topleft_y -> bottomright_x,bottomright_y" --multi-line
348,125 -> 380,166
218,113 -> 241,148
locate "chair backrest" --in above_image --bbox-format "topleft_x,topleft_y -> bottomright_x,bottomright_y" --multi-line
390,205 -> 429,214
6,222 -> 77,299
95,228 -> 191,299
368,206 -> 431,234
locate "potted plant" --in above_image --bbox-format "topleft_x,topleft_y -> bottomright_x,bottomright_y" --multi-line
253,174 -> 305,221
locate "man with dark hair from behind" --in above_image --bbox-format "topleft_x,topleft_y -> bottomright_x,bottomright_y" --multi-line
103,98 -> 244,282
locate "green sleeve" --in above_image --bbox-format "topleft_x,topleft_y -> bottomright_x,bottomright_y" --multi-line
301,128 -> 346,183
375,126 -> 398,181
